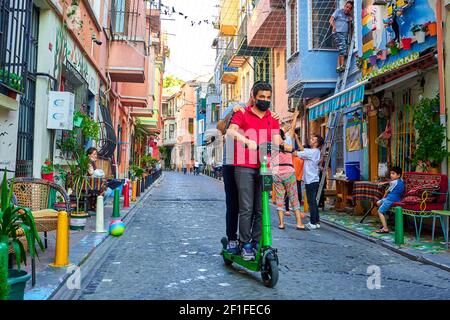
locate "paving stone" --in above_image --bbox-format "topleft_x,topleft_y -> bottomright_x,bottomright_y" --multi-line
78,172 -> 450,300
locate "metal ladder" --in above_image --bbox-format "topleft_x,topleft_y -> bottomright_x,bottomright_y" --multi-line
334,33 -> 355,94
316,110 -> 343,204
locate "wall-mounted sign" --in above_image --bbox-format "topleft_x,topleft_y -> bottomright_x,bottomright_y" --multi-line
47,91 -> 75,130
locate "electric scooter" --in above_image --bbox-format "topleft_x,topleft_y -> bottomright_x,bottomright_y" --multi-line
221,143 -> 279,288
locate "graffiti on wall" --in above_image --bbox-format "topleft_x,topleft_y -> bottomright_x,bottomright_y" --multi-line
360,0 -> 437,76
53,27 -> 99,94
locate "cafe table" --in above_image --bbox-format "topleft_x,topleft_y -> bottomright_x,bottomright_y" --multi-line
352,181 -> 385,223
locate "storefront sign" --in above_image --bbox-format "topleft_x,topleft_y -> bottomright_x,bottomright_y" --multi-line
47,91 -> 75,130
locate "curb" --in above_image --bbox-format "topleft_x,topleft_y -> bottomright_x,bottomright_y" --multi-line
206,171 -> 450,273
44,174 -> 164,300
319,217 -> 450,273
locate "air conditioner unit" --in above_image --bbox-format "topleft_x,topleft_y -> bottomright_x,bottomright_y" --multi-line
47,91 -> 75,130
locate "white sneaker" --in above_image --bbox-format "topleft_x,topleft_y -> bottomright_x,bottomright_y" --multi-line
315,223 -> 321,229
305,222 -> 317,230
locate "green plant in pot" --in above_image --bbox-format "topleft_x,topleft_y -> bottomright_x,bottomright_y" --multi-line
130,164 -> 144,181
412,95 -> 450,172
57,108 -> 100,229
0,169 -> 45,300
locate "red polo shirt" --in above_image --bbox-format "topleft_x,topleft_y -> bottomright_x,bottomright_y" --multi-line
230,105 -> 280,169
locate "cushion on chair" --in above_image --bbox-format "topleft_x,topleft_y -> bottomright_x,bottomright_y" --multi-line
31,209 -> 59,219
391,202 -> 445,211
402,172 -> 448,204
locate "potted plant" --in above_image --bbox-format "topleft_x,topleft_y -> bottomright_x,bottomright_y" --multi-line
401,36 -> 412,50
411,24 -> 427,43
425,21 -> 437,37
412,95 -> 450,173
386,40 -> 399,55
41,159 -> 55,182
130,164 -> 144,196
66,150 -> 91,230
57,108 -> 100,230
0,169 -> 45,300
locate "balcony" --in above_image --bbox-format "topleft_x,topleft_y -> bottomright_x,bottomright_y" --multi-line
219,0 -> 239,36
107,0 -> 147,83
220,59 -> 238,84
227,15 -> 268,67
148,3 -> 161,33
247,0 -> 286,48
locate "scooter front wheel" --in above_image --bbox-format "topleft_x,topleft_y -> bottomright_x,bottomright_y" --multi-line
261,256 -> 278,288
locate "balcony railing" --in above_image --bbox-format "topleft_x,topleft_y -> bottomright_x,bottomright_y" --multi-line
110,0 -> 142,42
0,0 -> 32,94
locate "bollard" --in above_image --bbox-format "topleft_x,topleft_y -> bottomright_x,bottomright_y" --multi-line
141,178 -> 145,193
49,211 -> 70,267
136,179 -> 141,197
131,180 -> 137,202
94,196 -> 107,233
394,206 -> 404,245
112,189 -> 121,219
123,182 -> 130,208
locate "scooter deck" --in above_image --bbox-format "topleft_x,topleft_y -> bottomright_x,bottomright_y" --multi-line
222,249 -> 261,272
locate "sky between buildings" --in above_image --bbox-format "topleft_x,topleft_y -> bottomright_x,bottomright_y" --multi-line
161,0 -> 219,82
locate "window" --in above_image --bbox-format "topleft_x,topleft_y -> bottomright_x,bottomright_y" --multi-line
112,0 -> 128,34
288,0 -> 298,56
169,124 -> 175,139
212,104 -> 220,123
188,118 -> 194,134
310,0 -> 336,50
198,119 -> 205,134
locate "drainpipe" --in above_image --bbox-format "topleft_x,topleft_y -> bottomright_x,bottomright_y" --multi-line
436,0 -> 447,177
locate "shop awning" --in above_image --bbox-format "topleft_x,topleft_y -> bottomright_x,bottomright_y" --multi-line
308,81 -> 368,121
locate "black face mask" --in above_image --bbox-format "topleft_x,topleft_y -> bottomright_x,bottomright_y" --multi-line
255,100 -> 271,111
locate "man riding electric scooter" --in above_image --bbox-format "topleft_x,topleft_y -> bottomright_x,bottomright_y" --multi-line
221,82 -> 282,287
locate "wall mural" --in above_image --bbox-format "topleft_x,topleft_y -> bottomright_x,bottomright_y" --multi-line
359,0 -> 437,77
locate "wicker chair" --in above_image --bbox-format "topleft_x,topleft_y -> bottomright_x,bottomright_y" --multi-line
12,178 -> 71,248
10,178 -> 70,287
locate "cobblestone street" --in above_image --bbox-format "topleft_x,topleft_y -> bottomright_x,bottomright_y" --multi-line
75,172 -> 450,300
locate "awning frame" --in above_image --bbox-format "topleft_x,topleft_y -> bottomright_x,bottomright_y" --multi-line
308,80 -> 369,121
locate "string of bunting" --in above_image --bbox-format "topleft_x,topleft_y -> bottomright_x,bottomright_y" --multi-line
150,0 -> 215,27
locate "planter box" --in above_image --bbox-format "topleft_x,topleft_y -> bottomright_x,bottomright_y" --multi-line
70,213 -> 89,230
415,31 -> 426,43
7,269 -> 31,300
41,172 -> 54,182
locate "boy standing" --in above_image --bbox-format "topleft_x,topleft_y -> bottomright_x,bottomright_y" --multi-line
296,134 -> 324,230
376,166 -> 405,233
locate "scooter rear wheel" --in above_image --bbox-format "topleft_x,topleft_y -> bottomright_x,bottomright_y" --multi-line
261,257 -> 278,288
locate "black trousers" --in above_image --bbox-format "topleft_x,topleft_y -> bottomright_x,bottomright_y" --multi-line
305,182 -> 320,224
223,165 -> 239,241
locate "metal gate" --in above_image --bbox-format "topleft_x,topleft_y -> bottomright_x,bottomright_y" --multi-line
15,3 -> 38,177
